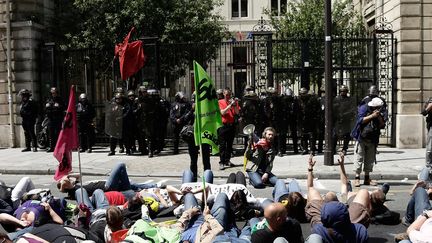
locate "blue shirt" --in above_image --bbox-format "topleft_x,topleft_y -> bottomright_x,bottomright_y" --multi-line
181,215 -> 204,243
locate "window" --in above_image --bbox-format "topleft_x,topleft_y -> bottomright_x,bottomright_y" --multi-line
271,0 -> 287,16
232,0 -> 248,18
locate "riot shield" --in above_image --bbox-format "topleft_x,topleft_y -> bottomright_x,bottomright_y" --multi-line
105,101 -> 123,139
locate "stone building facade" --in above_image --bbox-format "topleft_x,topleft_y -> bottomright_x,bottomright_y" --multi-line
354,0 -> 432,148
0,0 -> 53,147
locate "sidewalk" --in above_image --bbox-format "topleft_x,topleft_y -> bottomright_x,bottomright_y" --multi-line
0,146 -> 426,181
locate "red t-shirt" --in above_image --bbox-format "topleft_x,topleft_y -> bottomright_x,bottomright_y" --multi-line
219,99 -> 240,124
104,191 -> 126,206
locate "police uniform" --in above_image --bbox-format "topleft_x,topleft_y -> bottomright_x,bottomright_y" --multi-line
76,95 -> 96,153
284,91 -> 300,154
45,91 -> 65,152
298,90 -> 320,154
333,88 -> 356,154
170,92 -> 192,154
19,90 -> 38,152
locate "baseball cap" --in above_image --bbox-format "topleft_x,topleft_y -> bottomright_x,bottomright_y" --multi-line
368,97 -> 383,107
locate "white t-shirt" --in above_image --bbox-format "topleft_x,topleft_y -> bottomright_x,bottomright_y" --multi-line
409,217 -> 432,243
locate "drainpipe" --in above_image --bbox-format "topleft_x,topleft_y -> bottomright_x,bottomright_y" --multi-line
420,0 -> 425,146
6,0 -> 15,147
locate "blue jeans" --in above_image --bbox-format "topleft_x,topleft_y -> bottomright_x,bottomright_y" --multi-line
273,179 -> 301,202
105,162 -> 131,191
213,226 -> 251,243
419,167 -> 432,182
183,192 -> 199,210
75,188 -> 109,212
248,171 -> 278,188
182,169 -> 213,184
211,193 -> 232,231
405,187 -> 432,223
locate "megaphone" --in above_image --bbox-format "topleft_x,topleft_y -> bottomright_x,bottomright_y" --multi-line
243,124 -> 255,135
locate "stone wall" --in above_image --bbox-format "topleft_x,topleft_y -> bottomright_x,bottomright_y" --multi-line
354,0 -> 431,148
0,0 -> 53,147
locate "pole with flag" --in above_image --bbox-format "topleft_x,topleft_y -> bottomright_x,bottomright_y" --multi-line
53,85 -> 79,181
193,61 -> 221,208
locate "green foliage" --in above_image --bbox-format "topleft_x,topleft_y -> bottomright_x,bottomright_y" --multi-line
60,0 -> 225,49
266,0 -> 368,87
267,0 -> 366,38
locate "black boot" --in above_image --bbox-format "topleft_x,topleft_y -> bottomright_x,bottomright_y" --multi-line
21,148 -> 31,152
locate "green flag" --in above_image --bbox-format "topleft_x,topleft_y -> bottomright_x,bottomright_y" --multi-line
193,61 -> 222,155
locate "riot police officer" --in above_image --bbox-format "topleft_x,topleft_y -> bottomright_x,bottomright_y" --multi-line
317,89 -> 326,154
262,87 -> 282,153
45,87 -> 65,152
333,85 -> 356,154
284,88 -> 300,154
135,86 -> 149,155
240,86 -> 263,147
170,91 -> 191,154
111,87 -> 126,153
108,93 -> 133,155
77,93 -> 96,153
298,87 -> 321,155
127,90 -> 138,153
19,89 -> 38,152
155,89 -> 170,154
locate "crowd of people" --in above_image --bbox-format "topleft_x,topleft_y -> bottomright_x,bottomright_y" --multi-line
1,147 -> 432,242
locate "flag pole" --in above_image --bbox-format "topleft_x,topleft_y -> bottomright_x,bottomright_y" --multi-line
75,85 -> 85,203
200,146 -> 207,209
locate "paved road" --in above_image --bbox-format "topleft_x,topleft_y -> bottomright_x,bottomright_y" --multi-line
0,175 -> 414,242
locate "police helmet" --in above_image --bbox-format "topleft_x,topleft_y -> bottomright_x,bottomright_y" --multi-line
138,86 -> 147,93
369,85 -> 378,96
127,90 -> 136,97
114,93 -> 124,99
79,93 -> 87,100
116,87 -> 125,94
216,89 -> 223,96
266,87 -> 276,94
244,85 -> 254,92
50,87 -> 58,94
18,89 -> 31,97
340,85 -> 349,93
175,91 -> 185,100
147,89 -> 157,96
299,87 -> 308,95
285,88 -> 293,97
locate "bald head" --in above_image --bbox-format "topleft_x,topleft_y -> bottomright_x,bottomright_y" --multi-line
264,203 -> 287,231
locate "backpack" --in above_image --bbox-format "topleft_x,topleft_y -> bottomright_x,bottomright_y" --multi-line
125,219 -> 181,243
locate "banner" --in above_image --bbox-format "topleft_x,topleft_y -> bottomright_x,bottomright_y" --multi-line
53,86 -> 78,181
193,61 -> 222,154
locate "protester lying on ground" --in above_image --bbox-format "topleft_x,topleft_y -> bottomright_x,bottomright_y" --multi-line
402,180 -> 432,226
180,192 -> 252,243
311,201 -> 368,243
179,169 -> 263,220
246,127 -> 278,188
0,177 -> 38,214
337,152 -> 399,226
270,178 -> 307,223
57,162 -> 156,199
250,202 -> 304,243
0,200 -> 64,241
399,209 -> 432,243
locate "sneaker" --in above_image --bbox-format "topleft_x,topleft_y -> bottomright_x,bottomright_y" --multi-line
380,183 -> 390,195
354,179 -> 361,187
219,163 -> 225,170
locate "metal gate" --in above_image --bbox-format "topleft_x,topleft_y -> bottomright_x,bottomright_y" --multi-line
251,19 -> 396,145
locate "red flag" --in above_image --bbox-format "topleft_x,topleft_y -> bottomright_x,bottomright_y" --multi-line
115,27 -> 146,81
53,86 -> 78,181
